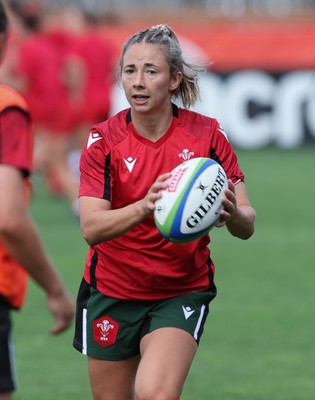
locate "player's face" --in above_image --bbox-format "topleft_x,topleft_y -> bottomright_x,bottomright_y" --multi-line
121,42 -> 182,114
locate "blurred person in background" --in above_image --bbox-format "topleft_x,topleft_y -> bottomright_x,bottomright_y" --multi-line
73,24 -> 255,400
2,0 -> 80,216
61,5 -> 115,142
0,2 -> 74,399
2,1 -> 116,216
55,5 -> 116,186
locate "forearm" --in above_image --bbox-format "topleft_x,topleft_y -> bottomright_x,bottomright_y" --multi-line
0,215 -> 65,296
226,204 -> 256,240
81,199 -> 149,246
80,172 -> 171,246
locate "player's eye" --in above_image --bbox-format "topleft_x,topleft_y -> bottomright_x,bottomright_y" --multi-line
123,68 -> 134,75
146,69 -> 157,75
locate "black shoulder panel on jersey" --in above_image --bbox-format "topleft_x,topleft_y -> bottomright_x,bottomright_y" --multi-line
103,152 -> 111,201
210,146 -> 222,165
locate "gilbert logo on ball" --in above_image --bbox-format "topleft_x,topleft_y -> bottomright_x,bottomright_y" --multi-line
154,157 -> 228,243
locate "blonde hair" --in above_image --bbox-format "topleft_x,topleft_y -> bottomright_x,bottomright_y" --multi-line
118,24 -> 206,109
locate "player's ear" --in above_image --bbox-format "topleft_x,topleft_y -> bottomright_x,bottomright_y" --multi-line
169,71 -> 182,91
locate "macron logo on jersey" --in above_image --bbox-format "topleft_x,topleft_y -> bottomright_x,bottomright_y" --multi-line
123,157 -> 137,173
87,132 -> 103,149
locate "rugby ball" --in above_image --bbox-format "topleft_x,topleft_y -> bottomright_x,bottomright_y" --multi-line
154,157 -> 228,243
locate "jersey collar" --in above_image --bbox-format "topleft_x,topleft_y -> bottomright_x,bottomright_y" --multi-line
125,103 -> 179,124
126,104 -> 179,148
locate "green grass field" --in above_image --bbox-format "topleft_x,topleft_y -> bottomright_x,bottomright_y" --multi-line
13,147 -> 315,400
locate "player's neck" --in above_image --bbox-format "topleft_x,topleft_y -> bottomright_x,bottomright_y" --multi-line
131,106 -> 173,142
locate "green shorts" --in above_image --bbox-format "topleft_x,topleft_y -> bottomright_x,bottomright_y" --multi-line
73,278 -> 216,361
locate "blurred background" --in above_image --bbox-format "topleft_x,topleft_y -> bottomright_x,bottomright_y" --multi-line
1,1 -> 314,399
2,0 -> 315,154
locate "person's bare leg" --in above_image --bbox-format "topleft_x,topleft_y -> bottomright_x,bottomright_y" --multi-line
88,355 -> 140,400
135,327 -> 197,400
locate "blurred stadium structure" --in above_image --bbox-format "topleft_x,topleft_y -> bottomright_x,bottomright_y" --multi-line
3,0 -> 315,149
41,0 -> 315,18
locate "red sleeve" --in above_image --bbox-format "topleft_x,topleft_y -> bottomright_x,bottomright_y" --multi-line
211,120 -> 245,184
0,109 -> 33,176
79,128 -> 109,199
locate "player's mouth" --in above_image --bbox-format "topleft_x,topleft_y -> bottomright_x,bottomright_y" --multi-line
133,95 -> 149,104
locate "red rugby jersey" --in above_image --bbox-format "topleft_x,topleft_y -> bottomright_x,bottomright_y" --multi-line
79,105 -> 244,300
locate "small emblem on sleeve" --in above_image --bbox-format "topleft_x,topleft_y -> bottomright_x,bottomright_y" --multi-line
93,316 -> 119,347
87,132 -> 103,149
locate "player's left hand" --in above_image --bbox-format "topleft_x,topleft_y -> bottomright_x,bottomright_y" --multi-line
215,179 -> 238,228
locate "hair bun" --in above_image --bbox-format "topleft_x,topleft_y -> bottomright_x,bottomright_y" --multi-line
150,24 -> 171,36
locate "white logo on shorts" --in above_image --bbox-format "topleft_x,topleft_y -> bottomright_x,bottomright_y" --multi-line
182,305 -> 195,320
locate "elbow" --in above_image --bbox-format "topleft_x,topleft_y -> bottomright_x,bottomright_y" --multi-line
0,216 -> 21,240
81,222 -> 106,247
81,226 -> 99,247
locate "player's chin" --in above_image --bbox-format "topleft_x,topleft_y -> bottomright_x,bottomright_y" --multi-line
131,99 -> 152,112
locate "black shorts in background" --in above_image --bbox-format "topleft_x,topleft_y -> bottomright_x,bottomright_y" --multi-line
0,295 -> 17,393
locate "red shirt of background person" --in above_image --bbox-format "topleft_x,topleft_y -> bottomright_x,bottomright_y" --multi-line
16,26 -> 75,134
0,85 -> 31,309
0,4 -> 74,397
4,4 -> 83,214
60,8 -> 115,127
